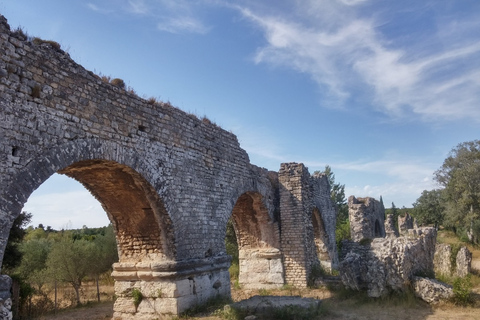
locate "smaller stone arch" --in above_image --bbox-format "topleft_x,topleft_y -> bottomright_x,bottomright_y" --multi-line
229,192 -> 284,289
312,207 -> 332,271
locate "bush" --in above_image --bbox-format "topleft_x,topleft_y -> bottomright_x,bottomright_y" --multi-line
452,275 -> 473,305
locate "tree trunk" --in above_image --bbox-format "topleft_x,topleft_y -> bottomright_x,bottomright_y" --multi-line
96,275 -> 100,302
74,284 -> 81,306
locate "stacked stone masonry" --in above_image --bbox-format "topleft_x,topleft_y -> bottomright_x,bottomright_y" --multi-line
0,15 -> 338,319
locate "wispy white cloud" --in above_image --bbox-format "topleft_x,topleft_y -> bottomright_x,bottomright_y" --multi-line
127,0 -> 149,14
235,0 -> 480,122
157,16 -> 210,34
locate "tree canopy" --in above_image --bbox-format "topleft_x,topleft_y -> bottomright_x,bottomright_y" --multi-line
435,140 -> 480,242
412,189 -> 445,229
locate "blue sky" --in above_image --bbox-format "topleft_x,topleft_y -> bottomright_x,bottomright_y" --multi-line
1,0 -> 479,229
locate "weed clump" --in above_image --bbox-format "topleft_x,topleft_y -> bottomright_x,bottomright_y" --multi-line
131,288 -> 143,310
32,37 -> 61,50
110,78 -> 126,89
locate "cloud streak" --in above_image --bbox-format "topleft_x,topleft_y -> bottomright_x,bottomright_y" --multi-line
235,0 -> 480,122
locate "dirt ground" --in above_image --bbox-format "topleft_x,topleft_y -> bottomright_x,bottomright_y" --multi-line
38,249 -> 480,320
39,282 -> 480,320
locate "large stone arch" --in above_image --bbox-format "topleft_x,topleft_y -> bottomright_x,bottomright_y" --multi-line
0,138 -> 176,265
229,191 -> 284,289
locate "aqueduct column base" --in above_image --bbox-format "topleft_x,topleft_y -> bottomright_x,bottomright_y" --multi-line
111,257 -> 230,319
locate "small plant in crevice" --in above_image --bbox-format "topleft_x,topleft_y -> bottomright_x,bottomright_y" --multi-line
258,288 -> 270,296
31,84 -> 41,98
132,288 -> 143,310
110,78 -> 126,89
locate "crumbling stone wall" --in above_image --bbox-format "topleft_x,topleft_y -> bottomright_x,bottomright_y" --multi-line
340,227 -> 437,297
348,196 -> 386,242
398,212 -> 414,235
384,213 -> 399,237
0,14 -> 338,318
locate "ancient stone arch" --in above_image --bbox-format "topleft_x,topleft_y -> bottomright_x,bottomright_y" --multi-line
230,191 -> 283,289
0,15 -> 339,318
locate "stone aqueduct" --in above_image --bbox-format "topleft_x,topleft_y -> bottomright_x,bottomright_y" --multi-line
0,15 -> 338,318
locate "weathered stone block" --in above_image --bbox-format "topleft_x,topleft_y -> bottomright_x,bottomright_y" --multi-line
413,276 -> 453,304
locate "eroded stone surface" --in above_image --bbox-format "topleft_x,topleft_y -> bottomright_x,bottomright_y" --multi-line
340,227 -> 437,297
348,196 -> 385,242
413,276 -> 453,304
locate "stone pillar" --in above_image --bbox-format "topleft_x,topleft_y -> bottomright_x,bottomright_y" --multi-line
278,163 -> 315,288
384,214 -> 399,237
111,256 -> 231,319
455,247 -> 472,277
238,248 -> 284,289
434,243 -> 452,277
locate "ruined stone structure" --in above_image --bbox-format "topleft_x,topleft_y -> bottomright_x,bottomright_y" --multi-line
348,196 -> 385,242
398,212 -> 414,235
0,15 -> 338,319
384,213 -> 399,237
341,196 -> 443,299
434,244 -> 472,278
340,227 -> 437,297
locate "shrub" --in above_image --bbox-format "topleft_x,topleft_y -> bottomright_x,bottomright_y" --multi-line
452,275 -> 473,305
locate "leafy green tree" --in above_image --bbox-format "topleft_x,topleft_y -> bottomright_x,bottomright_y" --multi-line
16,238 -> 52,292
435,140 -> 480,243
2,212 -> 32,272
46,237 -> 95,305
412,189 -> 445,229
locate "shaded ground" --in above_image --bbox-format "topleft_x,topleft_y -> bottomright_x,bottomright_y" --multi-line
37,301 -> 113,320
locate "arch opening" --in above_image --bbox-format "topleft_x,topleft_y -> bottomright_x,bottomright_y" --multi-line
312,207 -> 332,271
227,192 -> 283,289
58,159 -> 175,262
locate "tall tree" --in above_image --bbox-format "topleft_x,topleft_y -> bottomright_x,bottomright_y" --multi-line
412,189 -> 445,229
435,140 -> 480,243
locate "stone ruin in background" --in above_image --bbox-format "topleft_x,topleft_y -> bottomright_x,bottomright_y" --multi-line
339,196 -> 471,303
